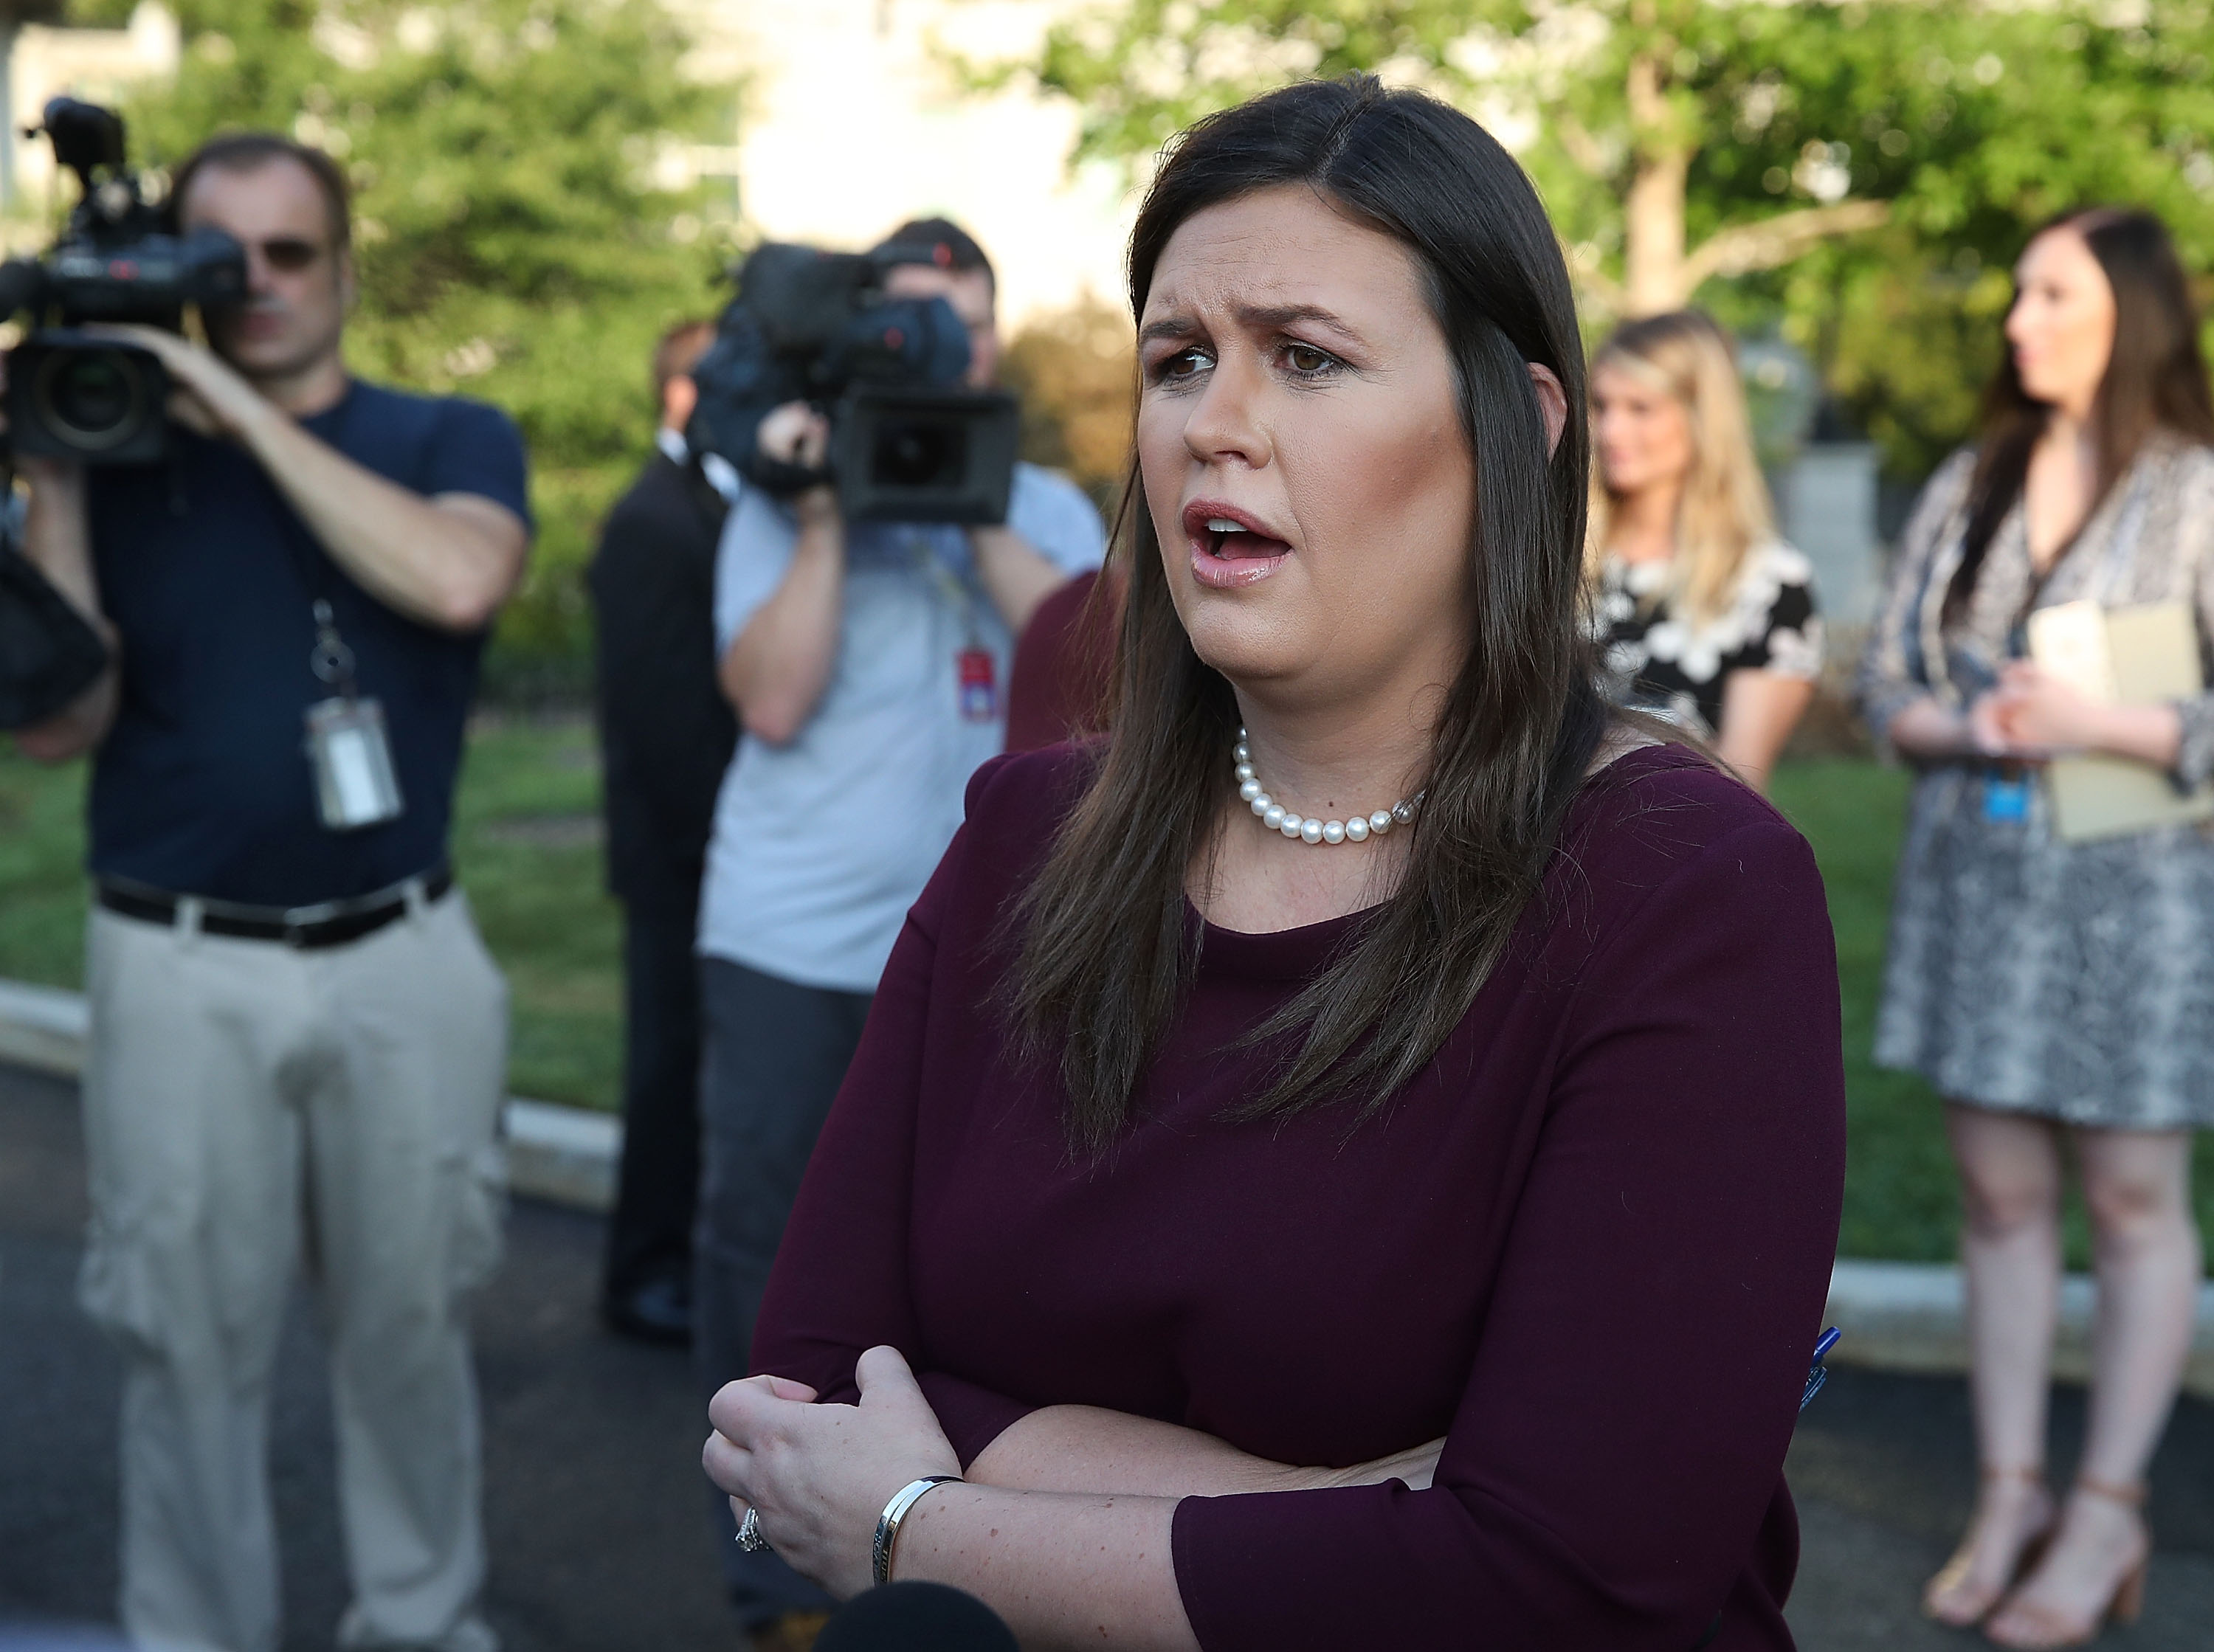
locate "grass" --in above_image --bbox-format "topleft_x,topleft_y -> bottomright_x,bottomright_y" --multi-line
1766,761 -> 2214,1266
4,729 -> 2211,1264
0,718 -> 621,1114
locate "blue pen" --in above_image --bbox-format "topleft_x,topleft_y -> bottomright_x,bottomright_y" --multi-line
1801,1326 -> 1841,1411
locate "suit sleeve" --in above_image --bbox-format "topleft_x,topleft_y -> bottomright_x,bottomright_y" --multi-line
590,478 -> 734,859
1169,816 -> 1848,1650
748,756 -> 1043,1463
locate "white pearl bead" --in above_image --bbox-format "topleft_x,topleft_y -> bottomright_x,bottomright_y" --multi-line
1239,778 -> 1262,803
1233,743 -> 1249,763
1300,818 -> 1323,843
1235,762 -> 1255,782
1280,815 -> 1304,838
1369,810 -> 1393,835
1263,803 -> 1286,831
1322,820 -> 1345,843
1251,793 -> 1272,816
1393,801 -> 1415,825
1345,817 -> 1369,842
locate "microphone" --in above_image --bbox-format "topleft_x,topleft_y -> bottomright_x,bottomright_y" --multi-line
813,1581 -> 1019,1652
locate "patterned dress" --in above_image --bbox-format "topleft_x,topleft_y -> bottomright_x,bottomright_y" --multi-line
1857,436 -> 2214,1128
1593,539 -> 1824,739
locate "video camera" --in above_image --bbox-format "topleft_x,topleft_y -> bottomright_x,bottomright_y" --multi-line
0,98 -> 248,463
686,241 -> 1021,525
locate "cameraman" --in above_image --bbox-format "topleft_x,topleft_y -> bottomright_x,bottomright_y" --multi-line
10,134 -> 528,1652
695,218 -> 1104,1645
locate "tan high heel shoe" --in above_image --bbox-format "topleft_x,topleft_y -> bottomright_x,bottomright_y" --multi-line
1924,1465 -> 2058,1628
1982,1476 -> 2151,1649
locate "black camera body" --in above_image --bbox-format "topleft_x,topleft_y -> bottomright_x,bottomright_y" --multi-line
0,99 -> 247,463
687,241 -> 1020,525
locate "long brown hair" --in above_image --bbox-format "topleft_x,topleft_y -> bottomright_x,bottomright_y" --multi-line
1588,310 -> 1778,623
1009,76 -> 1607,1155
1949,208 -> 2214,618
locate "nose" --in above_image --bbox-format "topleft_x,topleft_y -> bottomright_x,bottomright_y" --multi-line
1181,350 -> 1271,470
242,245 -> 280,297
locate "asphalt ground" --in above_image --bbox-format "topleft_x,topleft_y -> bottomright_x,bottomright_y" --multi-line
3,1060 -> 2210,1651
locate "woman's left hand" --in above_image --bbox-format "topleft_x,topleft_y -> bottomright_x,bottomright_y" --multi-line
703,1345 -> 963,1600
1982,661 -> 2106,756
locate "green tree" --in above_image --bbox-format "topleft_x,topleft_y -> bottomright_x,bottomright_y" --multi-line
65,0 -> 734,685
996,1 -> 2214,473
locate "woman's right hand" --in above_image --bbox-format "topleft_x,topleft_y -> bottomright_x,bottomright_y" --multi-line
1299,1436 -> 1446,1493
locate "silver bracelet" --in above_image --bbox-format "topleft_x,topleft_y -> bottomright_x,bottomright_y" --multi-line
872,1475 -> 962,1587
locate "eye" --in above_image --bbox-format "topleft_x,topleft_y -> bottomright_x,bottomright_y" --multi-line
1283,342 -> 1338,376
1150,345 -> 1213,384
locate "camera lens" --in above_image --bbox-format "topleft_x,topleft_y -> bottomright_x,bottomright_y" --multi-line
35,347 -> 151,450
872,418 -> 966,489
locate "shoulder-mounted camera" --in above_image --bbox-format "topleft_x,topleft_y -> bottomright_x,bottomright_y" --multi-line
686,240 -> 1021,525
0,99 -> 248,463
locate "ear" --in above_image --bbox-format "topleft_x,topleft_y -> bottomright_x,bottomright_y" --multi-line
1526,362 -> 1568,457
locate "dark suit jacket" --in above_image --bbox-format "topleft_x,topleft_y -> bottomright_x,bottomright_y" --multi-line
588,449 -> 739,909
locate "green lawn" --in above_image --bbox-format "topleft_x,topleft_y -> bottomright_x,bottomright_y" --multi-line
4,730 -> 2210,1263
0,718 -> 621,1115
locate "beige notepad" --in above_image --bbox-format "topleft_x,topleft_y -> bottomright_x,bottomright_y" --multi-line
2024,599 -> 2214,843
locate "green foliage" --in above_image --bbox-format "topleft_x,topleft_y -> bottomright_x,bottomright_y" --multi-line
89,1 -> 737,686
1000,0 -> 2214,480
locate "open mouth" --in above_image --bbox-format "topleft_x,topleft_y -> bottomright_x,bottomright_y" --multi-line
1199,516 -> 1292,559
1184,501 -> 1292,587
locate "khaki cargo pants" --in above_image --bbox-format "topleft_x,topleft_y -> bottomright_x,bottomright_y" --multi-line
78,884 -> 509,1652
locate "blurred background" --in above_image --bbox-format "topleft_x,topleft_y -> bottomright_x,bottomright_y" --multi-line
1,0 -> 2212,1267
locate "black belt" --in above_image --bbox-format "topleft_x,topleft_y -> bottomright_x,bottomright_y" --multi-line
96,865 -> 453,950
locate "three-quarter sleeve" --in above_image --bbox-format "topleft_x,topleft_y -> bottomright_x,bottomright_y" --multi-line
1857,449 -> 1975,751
748,756 -> 1044,1465
1169,815 -> 1848,1649
2163,449 -> 2214,789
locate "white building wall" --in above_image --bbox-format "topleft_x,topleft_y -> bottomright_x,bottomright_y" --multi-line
680,0 -> 1138,325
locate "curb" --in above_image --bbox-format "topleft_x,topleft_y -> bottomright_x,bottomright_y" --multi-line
0,978 -> 620,1214
4,978 -> 2210,1394
1823,1258 -> 2214,1403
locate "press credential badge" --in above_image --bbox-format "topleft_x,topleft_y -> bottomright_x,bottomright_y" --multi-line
303,599 -> 404,831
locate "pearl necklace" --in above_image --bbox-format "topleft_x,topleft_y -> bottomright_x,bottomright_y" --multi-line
1232,727 -> 1418,846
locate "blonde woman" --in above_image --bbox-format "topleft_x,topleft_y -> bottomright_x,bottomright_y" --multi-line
1590,310 -> 1821,789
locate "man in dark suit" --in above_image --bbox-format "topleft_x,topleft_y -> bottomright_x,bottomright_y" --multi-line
590,320 -> 739,1343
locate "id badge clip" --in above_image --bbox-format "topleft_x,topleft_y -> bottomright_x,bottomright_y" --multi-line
956,644 -> 999,723
304,600 -> 404,832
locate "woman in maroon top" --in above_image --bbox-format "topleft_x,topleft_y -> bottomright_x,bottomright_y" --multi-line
703,76 -> 1846,1650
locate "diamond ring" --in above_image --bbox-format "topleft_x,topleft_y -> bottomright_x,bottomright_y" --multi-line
736,1507 -> 769,1553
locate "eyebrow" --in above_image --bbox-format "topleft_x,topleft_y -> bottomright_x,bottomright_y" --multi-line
1138,301 -> 1370,348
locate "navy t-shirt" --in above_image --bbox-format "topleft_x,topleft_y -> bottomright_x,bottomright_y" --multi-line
86,380 -> 531,905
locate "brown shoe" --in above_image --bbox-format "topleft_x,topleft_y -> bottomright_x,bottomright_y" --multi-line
748,1608 -> 832,1652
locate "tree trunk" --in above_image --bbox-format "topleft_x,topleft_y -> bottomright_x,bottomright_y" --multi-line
1622,49 -> 1689,314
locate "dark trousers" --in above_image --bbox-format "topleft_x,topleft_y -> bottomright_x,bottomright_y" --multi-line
601,894 -> 708,1303
695,956 -> 873,1627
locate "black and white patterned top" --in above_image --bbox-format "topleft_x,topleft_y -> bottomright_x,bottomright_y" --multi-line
1593,539 -> 1824,739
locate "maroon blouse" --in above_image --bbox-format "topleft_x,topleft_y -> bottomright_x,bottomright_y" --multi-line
752,743 -> 1846,1650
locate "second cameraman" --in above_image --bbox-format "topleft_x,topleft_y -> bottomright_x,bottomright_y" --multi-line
694,218 -> 1103,1642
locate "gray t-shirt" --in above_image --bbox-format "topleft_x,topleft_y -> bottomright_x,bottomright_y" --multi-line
699,462 -> 1106,992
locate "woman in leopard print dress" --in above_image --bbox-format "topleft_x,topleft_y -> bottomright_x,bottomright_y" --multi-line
1858,210 -> 2214,1645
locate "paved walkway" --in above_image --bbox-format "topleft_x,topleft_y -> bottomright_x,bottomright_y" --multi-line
3,1061 -> 2209,1650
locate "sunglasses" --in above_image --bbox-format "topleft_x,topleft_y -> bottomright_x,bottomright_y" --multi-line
249,236 -> 328,272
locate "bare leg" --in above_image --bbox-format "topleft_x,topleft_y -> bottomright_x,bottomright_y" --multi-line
1924,1102 -> 2063,1626
1986,1127 -> 2194,1645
